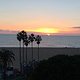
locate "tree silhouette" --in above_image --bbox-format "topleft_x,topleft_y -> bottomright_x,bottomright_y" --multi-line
35,35 -> 42,61
30,54 -> 80,80
29,33 -> 35,60
24,37 -> 30,62
21,30 -> 27,62
17,32 -> 22,72
0,49 -> 15,80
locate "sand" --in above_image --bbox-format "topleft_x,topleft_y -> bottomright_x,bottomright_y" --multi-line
0,47 -> 80,70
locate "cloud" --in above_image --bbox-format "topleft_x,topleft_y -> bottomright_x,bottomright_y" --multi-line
0,29 -> 4,31
0,29 -> 19,34
0,29 -> 45,35
72,27 -> 80,28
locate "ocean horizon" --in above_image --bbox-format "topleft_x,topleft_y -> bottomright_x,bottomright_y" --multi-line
0,34 -> 80,48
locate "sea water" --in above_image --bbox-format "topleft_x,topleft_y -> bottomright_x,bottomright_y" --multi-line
0,34 -> 80,47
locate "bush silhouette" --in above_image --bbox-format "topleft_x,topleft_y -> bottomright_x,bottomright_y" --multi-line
30,54 -> 80,80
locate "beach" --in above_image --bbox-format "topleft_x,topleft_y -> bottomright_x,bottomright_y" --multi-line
0,47 -> 80,70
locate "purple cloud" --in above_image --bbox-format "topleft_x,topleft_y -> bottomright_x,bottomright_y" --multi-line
0,29 -> 19,34
72,27 -> 80,28
0,29 -> 4,31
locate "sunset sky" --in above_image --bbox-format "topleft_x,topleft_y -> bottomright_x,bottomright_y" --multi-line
0,0 -> 80,35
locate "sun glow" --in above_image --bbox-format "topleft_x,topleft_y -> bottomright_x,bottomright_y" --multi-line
47,33 -> 50,36
24,28 -> 59,35
38,28 -> 58,33
45,30 -> 50,33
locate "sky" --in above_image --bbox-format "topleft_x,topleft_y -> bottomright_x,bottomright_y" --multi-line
0,0 -> 80,36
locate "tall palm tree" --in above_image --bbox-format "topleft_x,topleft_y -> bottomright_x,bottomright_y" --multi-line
29,33 -> 35,60
35,35 -> 42,61
24,38 -> 30,62
17,32 -> 22,72
0,49 -> 15,80
21,30 -> 27,62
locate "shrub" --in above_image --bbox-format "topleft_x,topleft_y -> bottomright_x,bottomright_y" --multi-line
30,54 -> 80,80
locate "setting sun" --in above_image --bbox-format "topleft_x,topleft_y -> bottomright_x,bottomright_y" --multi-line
37,28 -> 59,34
47,33 -> 50,36
45,30 -> 50,33
23,28 -> 59,35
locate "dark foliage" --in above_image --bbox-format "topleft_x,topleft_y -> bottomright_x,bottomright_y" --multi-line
30,54 -> 80,80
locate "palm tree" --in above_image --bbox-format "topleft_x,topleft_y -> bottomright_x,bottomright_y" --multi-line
21,30 -> 27,63
35,35 -> 42,61
17,32 -> 22,72
24,38 -> 30,62
0,49 -> 15,80
29,33 -> 35,60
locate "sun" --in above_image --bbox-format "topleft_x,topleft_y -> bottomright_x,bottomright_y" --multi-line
45,29 -> 51,36
47,33 -> 50,36
27,28 -> 59,35
45,30 -> 50,33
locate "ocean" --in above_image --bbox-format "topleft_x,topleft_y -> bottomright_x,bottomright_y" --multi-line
0,34 -> 80,48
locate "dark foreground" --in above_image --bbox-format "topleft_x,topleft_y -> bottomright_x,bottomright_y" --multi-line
30,54 -> 80,80
13,54 -> 80,80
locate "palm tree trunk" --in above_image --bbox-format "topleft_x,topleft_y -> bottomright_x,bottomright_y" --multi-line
23,41 -> 24,62
19,41 -> 22,72
38,44 -> 39,62
31,42 -> 33,60
26,46 -> 27,62
22,41 -> 24,73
